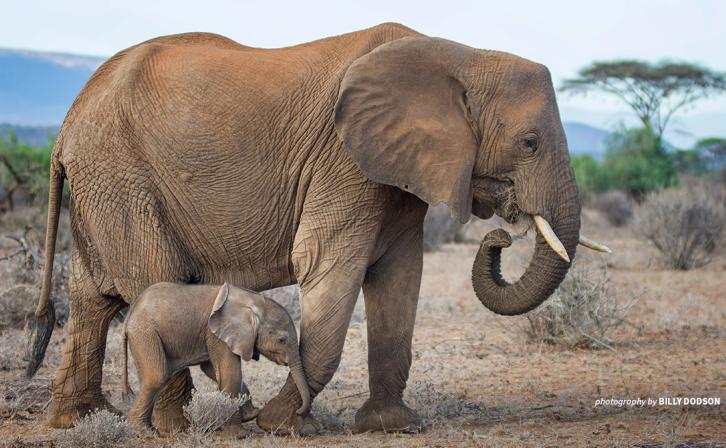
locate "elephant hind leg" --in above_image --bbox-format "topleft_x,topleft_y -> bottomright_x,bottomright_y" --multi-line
47,253 -> 126,428
128,335 -> 169,432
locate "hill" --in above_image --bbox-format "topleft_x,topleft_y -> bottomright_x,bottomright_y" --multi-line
563,122 -> 609,160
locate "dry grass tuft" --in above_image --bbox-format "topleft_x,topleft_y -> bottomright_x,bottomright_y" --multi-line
55,409 -> 133,448
524,261 -> 640,349
636,184 -> 725,270
183,389 -> 247,436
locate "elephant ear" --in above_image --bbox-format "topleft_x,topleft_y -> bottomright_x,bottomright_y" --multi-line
208,283 -> 265,361
334,37 -> 479,223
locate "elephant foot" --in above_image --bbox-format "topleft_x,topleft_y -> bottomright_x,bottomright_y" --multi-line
152,405 -> 188,436
354,398 -> 426,433
47,394 -> 120,428
240,399 -> 259,423
256,393 -> 321,436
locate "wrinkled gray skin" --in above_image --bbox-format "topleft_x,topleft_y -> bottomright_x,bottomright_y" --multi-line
123,282 -> 310,432
29,23 -> 580,435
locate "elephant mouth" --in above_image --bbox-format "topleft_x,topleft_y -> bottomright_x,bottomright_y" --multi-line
472,177 -> 521,224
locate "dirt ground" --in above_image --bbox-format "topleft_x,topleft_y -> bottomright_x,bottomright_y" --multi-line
0,207 -> 724,447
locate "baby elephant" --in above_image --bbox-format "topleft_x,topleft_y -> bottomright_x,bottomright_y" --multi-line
122,282 -> 310,432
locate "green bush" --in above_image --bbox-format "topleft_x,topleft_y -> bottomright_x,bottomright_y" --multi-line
602,127 -> 678,199
0,130 -> 54,208
571,154 -> 609,194
570,126 -> 678,199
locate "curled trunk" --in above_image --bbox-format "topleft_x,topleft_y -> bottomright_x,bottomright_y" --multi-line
472,204 -> 580,316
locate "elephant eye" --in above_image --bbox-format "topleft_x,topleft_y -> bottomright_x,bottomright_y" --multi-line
522,134 -> 539,154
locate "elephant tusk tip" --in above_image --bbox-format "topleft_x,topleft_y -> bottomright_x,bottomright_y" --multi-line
578,235 -> 612,254
557,249 -> 571,263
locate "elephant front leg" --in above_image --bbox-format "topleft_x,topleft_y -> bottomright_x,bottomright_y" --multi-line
355,226 -> 425,433
256,265 -> 366,435
151,368 -> 193,435
214,352 -> 261,429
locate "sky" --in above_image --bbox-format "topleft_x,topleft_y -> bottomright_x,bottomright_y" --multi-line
2,0 -> 725,144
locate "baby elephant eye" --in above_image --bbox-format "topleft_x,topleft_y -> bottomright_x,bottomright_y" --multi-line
522,134 -> 539,153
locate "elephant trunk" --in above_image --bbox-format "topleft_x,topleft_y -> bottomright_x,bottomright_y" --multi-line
287,327 -> 311,415
472,188 -> 580,315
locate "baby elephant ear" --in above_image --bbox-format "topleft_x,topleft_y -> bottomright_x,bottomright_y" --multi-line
209,283 -> 264,361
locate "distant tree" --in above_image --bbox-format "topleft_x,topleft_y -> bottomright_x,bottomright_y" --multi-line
672,148 -> 708,175
693,137 -> 726,171
561,60 -> 726,138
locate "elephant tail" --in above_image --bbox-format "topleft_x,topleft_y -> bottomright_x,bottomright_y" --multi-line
122,328 -> 130,401
25,159 -> 64,378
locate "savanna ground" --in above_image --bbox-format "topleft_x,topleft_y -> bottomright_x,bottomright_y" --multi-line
0,204 -> 724,447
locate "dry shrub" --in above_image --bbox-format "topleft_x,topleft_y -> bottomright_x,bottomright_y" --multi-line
183,389 -> 247,436
56,409 -> 133,448
593,190 -> 633,226
0,332 -> 32,371
0,378 -> 51,419
0,230 -> 69,329
636,184 -> 725,270
524,261 -> 639,349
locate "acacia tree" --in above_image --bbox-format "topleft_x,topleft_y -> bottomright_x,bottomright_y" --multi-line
561,60 -> 726,138
694,137 -> 726,171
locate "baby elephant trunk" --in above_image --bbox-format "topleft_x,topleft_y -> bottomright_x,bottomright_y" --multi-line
287,326 -> 311,415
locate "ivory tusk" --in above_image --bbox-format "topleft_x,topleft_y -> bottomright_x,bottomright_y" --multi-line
533,215 -> 570,263
578,235 -> 612,253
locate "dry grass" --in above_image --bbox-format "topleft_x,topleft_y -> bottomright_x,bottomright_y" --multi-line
183,390 -> 248,436
0,204 -> 724,447
55,409 -> 133,448
636,184 -> 725,270
523,260 -> 641,349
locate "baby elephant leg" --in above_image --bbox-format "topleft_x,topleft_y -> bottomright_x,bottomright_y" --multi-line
128,335 -> 169,434
208,350 -> 259,428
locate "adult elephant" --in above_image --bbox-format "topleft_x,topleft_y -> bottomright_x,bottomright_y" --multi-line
28,23 -> 609,434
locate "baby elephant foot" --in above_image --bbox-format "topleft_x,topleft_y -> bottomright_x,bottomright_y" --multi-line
256,393 -> 321,436
354,398 -> 426,433
240,399 -> 259,423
